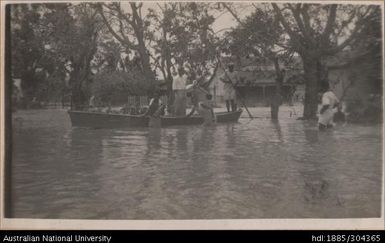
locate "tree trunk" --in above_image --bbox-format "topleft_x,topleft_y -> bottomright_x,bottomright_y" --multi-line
69,65 -> 86,110
166,81 -> 174,114
4,4 -> 13,217
271,58 -> 283,120
164,44 -> 174,114
137,41 -> 155,84
130,3 -> 156,86
71,88 -> 84,110
302,55 -> 320,119
21,69 -> 38,108
69,41 -> 96,110
271,103 -> 279,120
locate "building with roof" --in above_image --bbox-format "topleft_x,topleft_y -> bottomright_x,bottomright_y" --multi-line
209,56 -> 304,107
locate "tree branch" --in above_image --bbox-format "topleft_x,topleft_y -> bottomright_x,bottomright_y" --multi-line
271,3 -> 302,52
299,5 -> 313,38
334,8 -> 357,37
222,3 -> 243,25
321,4 -> 338,42
325,24 -> 361,54
287,4 -> 309,39
96,4 -> 137,50
117,16 -> 132,47
325,6 -> 372,55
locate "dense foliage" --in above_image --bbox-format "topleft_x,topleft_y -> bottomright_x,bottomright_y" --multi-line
91,71 -> 155,105
9,2 -> 382,122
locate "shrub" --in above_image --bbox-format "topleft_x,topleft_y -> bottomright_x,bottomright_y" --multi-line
91,71 -> 156,105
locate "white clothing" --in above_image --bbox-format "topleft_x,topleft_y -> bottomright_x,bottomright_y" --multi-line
172,75 -> 188,90
318,91 -> 339,125
321,91 -> 339,107
89,96 -> 95,107
220,71 -> 238,100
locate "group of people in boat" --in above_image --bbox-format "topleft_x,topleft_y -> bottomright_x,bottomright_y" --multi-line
87,59 -> 346,130
144,63 -> 241,127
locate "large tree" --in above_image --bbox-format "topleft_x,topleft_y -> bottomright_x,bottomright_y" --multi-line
42,3 -> 103,109
154,3 -> 218,79
96,2 -> 156,86
348,6 -> 382,95
221,3 -> 292,119
271,3 -> 375,119
11,4 -> 49,106
147,2 -> 219,108
11,3 -> 104,109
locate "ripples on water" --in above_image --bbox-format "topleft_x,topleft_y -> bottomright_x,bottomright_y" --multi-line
11,109 -> 382,219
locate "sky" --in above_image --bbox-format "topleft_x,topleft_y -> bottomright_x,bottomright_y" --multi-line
121,2 -> 255,36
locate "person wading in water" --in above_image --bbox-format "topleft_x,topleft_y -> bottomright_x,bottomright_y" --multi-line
318,81 -> 340,131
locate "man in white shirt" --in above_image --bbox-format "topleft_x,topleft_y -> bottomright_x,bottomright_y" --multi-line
173,66 -> 188,116
220,63 -> 239,112
318,81 -> 339,131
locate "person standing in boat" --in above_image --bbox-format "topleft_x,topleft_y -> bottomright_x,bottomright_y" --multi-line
318,81 -> 340,131
173,66 -> 188,116
220,63 -> 239,112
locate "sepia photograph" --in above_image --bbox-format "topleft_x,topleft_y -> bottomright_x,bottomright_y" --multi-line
1,0 -> 384,229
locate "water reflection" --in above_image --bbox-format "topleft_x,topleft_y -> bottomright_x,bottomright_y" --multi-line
271,120 -> 283,142
11,110 -> 382,219
146,128 -> 162,151
304,128 -> 319,143
298,141 -> 337,217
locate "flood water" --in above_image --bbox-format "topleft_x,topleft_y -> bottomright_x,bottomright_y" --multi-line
11,108 -> 383,219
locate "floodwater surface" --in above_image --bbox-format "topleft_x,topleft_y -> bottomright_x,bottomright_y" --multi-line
10,108 -> 383,219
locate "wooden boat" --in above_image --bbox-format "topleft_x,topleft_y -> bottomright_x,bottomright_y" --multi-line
68,109 -> 243,128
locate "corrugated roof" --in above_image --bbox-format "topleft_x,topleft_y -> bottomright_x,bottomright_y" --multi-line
235,69 -> 303,86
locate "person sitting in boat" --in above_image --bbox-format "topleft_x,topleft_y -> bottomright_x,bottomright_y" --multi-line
120,103 -> 130,114
198,94 -> 216,126
142,91 -> 165,116
186,81 -> 215,125
185,68 -> 212,115
141,90 -> 165,127
186,82 -> 198,117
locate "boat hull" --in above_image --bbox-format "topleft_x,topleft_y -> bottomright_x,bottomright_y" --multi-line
68,109 -> 243,128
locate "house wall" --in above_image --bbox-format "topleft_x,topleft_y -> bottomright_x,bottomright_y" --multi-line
234,85 -> 295,107
210,67 -> 296,106
328,62 -> 373,103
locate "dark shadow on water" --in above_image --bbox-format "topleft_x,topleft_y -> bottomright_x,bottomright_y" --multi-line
270,120 -> 283,142
304,128 -> 319,143
146,127 -> 162,150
